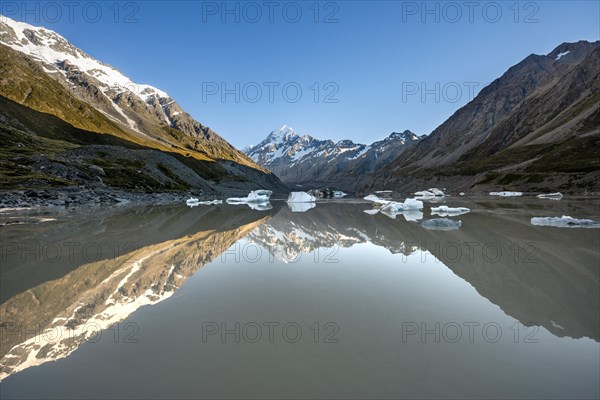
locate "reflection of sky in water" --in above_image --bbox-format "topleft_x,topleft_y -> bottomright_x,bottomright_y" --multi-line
1,199 -> 598,399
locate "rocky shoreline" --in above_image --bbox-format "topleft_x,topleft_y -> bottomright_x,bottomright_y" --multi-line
0,186 -> 215,209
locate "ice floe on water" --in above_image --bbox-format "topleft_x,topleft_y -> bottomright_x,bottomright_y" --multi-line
363,195 -> 424,221
287,202 -> 316,213
380,198 -> 424,212
363,194 -> 391,204
531,215 -> 600,228
226,190 -> 273,210
415,188 -> 445,198
186,198 -> 222,207
490,191 -> 523,197
431,206 -> 471,217
536,192 -> 563,200
287,191 -> 317,203
363,209 -> 380,215
420,218 -> 462,231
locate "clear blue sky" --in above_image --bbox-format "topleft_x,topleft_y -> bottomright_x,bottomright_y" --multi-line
5,1 -> 599,147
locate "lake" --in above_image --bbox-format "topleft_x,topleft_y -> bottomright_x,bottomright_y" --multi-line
1,197 -> 599,399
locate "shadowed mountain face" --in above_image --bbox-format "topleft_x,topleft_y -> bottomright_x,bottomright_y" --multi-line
362,41 -> 600,194
1,200 -> 597,380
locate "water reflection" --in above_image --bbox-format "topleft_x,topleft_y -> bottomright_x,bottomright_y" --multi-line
0,198 -> 598,383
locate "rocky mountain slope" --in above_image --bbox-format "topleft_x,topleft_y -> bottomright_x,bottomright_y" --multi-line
0,16 -> 287,196
363,41 -> 600,194
245,125 -> 420,189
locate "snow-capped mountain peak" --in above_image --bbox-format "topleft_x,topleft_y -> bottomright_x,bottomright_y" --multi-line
267,124 -> 298,142
244,127 -> 422,188
0,16 -> 168,104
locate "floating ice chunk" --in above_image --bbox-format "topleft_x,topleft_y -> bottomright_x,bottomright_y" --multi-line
226,190 -> 273,205
431,206 -> 471,216
414,190 -> 435,198
428,188 -> 445,196
381,198 -> 423,212
363,194 -> 391,205
537,192 -> 563,200
288,202 -> 316,213
490,191 -> 523,197
363,209 -> 380,215
333,191 -> 347,198
287,191 -> 317,203
420,218 -> 462,231
531,215 -> 600,228
415,188 -> 445,198
187,198 -> 222,207
186,197 -> 199,206
403,198 -> 424,210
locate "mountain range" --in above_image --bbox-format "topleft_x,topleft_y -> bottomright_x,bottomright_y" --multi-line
246,41 -> 600,194
244,125 -> 421,189
1,14 -> 598,196
0,16 -> 287,196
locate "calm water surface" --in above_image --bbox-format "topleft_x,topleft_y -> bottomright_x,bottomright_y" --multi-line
0,197 -> 599,399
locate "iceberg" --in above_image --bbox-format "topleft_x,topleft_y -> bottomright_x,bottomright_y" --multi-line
431,206 -> 470,216
490,191 -> 523,197
531,215 -> 600,228
415,188 -> 445,198
420,218 -> 462,231
428,188 -> 445,196
364,196 -> 423,213
287,202 -> 316,213
537,192 -> 563,200
186,197 -> 199,206
186,198 -> 222,207
363,194 -> 391,205
287,191 -> 317,203
414,190 -> 435,198
380,198 -> 423,212
363,209 -> 380,215
227,190 -> 272,210
226,190 -> 273,205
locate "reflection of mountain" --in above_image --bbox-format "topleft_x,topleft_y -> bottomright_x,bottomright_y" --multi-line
247,202 -> 599,341
0,209 -> 270,380
2,201 -> 597,380
249,205 -> 419,262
